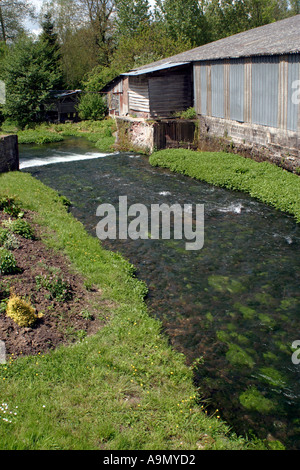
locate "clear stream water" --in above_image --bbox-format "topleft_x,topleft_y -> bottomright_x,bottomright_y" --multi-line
20,137 -> 300,449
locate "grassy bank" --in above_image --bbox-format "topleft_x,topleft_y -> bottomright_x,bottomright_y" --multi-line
0,170 -> 268,450
1,119 -> 116,153
149,149 -> 300,223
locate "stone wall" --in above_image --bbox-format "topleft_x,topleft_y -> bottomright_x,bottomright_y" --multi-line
0,135 -> 19,173
115,117 -> 154,154
197,115 -> 300,173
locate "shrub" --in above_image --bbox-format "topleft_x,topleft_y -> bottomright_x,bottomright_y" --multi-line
0,228 -> 9,246
3,233 -> 20,250
6,295 -> 41,327
0,248 -> 18,274
0,196 -> 22,217
3,218 -> 35,239
0,282 -> 10,313
35,273 -> 72,302
174,107 -> 197,120
77,93 -> 107,121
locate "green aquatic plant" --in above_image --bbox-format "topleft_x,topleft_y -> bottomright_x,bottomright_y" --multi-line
207,275 -> 245,294
258,367 -> 287,388
239,387 -> 276,414
149,149 -> 300,223
225,343 -> 255,368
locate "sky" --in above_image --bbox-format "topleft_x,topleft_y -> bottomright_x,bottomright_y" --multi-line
25,0 -> 44,36
25,0 -> 157,35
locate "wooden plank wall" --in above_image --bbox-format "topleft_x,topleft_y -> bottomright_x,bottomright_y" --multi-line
148,68 -> 193,117
128,77 -> 150,113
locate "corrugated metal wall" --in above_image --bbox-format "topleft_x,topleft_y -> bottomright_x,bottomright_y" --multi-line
211,61 -> 224,118
287,55 -> 300,132
194,54 -> 300,132
251,56 -> 279,128
229,59 -> 244,122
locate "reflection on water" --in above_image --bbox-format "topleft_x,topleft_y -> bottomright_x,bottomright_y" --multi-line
20,138 -> 300,449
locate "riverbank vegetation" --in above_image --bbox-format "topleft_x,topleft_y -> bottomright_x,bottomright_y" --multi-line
0,1 -> 299,128
149,149 -> 300,223
0,171 -> 269,450
1,119 -> 116,153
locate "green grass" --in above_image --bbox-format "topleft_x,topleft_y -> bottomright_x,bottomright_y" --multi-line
1,119 -> 116,152
0,171 -> 266,450
149,149 -> 300,223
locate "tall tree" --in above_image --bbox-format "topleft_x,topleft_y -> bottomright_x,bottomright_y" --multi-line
155,0 -> 209,47
0,0 -> 36,43
40,12 -> 64,88
289,0 -> 300,14
115,0 -> 150,40
203,0 -> 290,41
3,35 -> 63,127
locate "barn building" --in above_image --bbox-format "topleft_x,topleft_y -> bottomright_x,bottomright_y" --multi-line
103,15 -> 300,170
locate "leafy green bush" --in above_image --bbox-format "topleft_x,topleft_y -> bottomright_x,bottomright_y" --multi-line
0,281 -> 10,313
0,228 -> 9,246
0,195 -> 22,217
0,248 -> 18,274
35,272 -> 73,302
3,218 -> 35,239
174,107 -> 197,120
2,232 -> 20,250
77,93 -> 107,121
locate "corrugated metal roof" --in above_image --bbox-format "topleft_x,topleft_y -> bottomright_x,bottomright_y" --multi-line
134,15 -> 300,73
121,61 -> 190,76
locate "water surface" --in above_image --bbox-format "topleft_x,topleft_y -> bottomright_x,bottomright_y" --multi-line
20,138 -> 300,448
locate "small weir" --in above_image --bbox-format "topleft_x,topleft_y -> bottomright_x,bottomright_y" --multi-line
20,138 -> 300,449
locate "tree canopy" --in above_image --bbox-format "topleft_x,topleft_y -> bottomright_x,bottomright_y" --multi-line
0,0 -> 298,126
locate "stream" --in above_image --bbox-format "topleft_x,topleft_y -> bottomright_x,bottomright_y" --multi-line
19,137 -> 300,449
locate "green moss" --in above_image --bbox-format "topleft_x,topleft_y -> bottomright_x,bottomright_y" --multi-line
258,313 -> 276,328
205,312 -> 214,322
258,367 -> 286,388
234,302 -> 256,320
280,298 -> 298,311
207,275 -> 245,294
239,387 -> 276,414
225,343 -> 255,368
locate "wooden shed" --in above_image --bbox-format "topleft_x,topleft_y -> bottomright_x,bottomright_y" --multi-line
103,62 -> 193,119
46,90 -> 82,123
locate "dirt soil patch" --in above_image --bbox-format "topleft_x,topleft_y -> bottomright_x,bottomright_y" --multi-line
0,209 -> 108,358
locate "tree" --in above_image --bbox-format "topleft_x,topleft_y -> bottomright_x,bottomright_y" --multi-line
60,25 -> 101,88
203,0 -> 290,41
73,0 -> 116,65
115,0 -> 150,40
40,12 -> 64,88
3,35 -> 63,127
289,0 -> 300,14
0,0 -> 36,43
110,22 -> 192,72
154,0 -> 209,47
